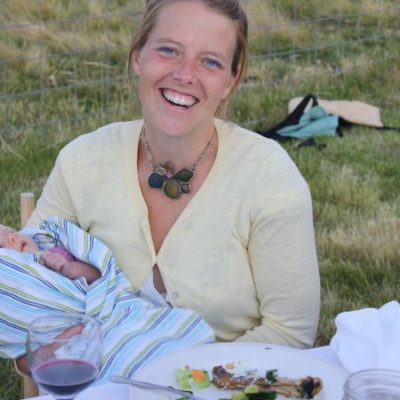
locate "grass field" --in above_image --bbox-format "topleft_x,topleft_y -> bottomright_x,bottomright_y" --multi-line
1,1 -> 400,399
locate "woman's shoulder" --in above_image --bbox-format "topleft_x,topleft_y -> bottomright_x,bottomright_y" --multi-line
65,120 -> 141,149
216,119 -> 309,195
216,118 -> 292,164
56,120 -> 142,164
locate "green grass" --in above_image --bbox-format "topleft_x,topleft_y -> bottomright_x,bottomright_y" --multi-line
1,1 -> 400,399
289,130 -> 400,343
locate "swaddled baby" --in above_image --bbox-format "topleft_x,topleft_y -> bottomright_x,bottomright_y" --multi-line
0,223 -> 99,283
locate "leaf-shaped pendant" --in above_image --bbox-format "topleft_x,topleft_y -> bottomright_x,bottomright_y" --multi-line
172,168 -> 194,183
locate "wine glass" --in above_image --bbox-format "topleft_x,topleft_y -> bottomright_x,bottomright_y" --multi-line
27,313 -> 102,400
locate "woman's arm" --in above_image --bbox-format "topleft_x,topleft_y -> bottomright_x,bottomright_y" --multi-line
26,148 -> 78,227
237,152 -> 320,348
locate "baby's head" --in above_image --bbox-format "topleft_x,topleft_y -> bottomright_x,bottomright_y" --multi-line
0,224 -> 39,253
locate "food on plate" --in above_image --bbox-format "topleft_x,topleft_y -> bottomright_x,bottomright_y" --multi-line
212,366 -> 323,399
174,364 -> 323,399
174,366 -> 211,389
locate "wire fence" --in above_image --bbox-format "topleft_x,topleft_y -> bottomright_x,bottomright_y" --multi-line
1,0 -> 399,140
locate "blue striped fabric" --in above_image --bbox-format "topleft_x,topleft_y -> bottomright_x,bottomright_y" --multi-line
0,217 -> 214,384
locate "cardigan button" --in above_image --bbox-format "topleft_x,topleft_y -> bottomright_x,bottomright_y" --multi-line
171,292 -> 179,300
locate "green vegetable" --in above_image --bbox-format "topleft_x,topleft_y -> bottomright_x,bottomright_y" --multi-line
174,367 -> 193,390
244,384 -> 259,394
246,392 -> 277,400
231,393 -> 248,400
266,369 -> 278,383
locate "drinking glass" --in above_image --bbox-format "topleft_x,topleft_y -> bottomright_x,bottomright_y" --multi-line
27,313 -> 102,400
343,369 -> 400,400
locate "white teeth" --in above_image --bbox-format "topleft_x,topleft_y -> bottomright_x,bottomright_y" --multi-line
162,89 -> 196,107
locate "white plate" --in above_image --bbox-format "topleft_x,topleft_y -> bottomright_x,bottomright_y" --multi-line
130,343 -> 348,400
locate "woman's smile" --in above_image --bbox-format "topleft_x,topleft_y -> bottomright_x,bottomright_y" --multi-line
160,88 -> 199,109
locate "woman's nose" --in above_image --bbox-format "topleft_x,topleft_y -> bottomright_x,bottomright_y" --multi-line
172,61 -> 197,85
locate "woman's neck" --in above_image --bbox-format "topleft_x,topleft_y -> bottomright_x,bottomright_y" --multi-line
141,121 -> 217,171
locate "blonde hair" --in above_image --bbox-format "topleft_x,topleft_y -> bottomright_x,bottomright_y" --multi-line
128,0 -> 248,97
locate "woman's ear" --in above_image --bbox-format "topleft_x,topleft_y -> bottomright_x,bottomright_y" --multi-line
221,73 -> 239,101
131,49 -> 142,76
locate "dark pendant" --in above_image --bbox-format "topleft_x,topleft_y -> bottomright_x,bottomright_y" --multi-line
180,182 -> 191,193
148,172 -> 165,188
172,168 -> 194,182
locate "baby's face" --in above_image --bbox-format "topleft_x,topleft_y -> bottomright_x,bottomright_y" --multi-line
0,225 -> 39,253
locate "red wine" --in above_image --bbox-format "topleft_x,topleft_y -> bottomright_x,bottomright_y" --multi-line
32,359 -> 98,398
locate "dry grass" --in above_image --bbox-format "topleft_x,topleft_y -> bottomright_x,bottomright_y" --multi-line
1,1 -> 400,399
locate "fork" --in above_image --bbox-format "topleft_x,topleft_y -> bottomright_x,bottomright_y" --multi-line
109,375 -> 209,400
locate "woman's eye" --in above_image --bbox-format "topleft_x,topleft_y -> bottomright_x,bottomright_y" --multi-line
157,46 -> 176,56
202,58 -> 223,69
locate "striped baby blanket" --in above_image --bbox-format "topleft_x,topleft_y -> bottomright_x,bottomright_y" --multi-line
0,217 -> 214,384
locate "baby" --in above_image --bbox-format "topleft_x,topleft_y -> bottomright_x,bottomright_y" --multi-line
0,223 -> 100,284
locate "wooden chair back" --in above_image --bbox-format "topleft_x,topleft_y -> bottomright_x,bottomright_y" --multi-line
20,193 -> 36,227
19,192 -> 39,398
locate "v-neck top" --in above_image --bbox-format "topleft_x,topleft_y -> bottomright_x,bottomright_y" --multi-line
27,118 -> 320,347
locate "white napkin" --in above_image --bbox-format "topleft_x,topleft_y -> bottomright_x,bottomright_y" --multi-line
329,301 -> 400,372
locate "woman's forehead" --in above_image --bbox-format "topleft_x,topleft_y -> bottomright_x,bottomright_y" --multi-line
150,1 -> 237,47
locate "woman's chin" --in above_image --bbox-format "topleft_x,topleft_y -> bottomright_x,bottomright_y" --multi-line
147,114 -> 215,140
147,119 -> 196,139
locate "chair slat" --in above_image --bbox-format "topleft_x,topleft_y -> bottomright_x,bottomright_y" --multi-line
20,192 -> 36,228
18,192 -> 39,398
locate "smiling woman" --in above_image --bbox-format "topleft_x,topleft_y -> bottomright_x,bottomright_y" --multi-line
131,1 -> 238,141
27,0 -> 320,349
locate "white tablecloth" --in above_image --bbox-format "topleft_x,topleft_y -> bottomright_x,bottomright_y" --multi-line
27,346 -> 343,400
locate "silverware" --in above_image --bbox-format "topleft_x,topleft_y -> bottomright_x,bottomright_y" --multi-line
109,375 -> 209,400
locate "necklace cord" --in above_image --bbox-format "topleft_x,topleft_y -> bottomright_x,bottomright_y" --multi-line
141,127 -> 214,172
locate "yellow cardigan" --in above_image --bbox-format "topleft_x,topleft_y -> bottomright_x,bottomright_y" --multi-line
28,119 -> 320,348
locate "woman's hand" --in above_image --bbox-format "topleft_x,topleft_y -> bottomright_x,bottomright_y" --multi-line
16,323 -> 84,376
16,354 -> 30,376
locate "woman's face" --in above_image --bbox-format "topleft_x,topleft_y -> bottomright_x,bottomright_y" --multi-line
133,0 -> 237,139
